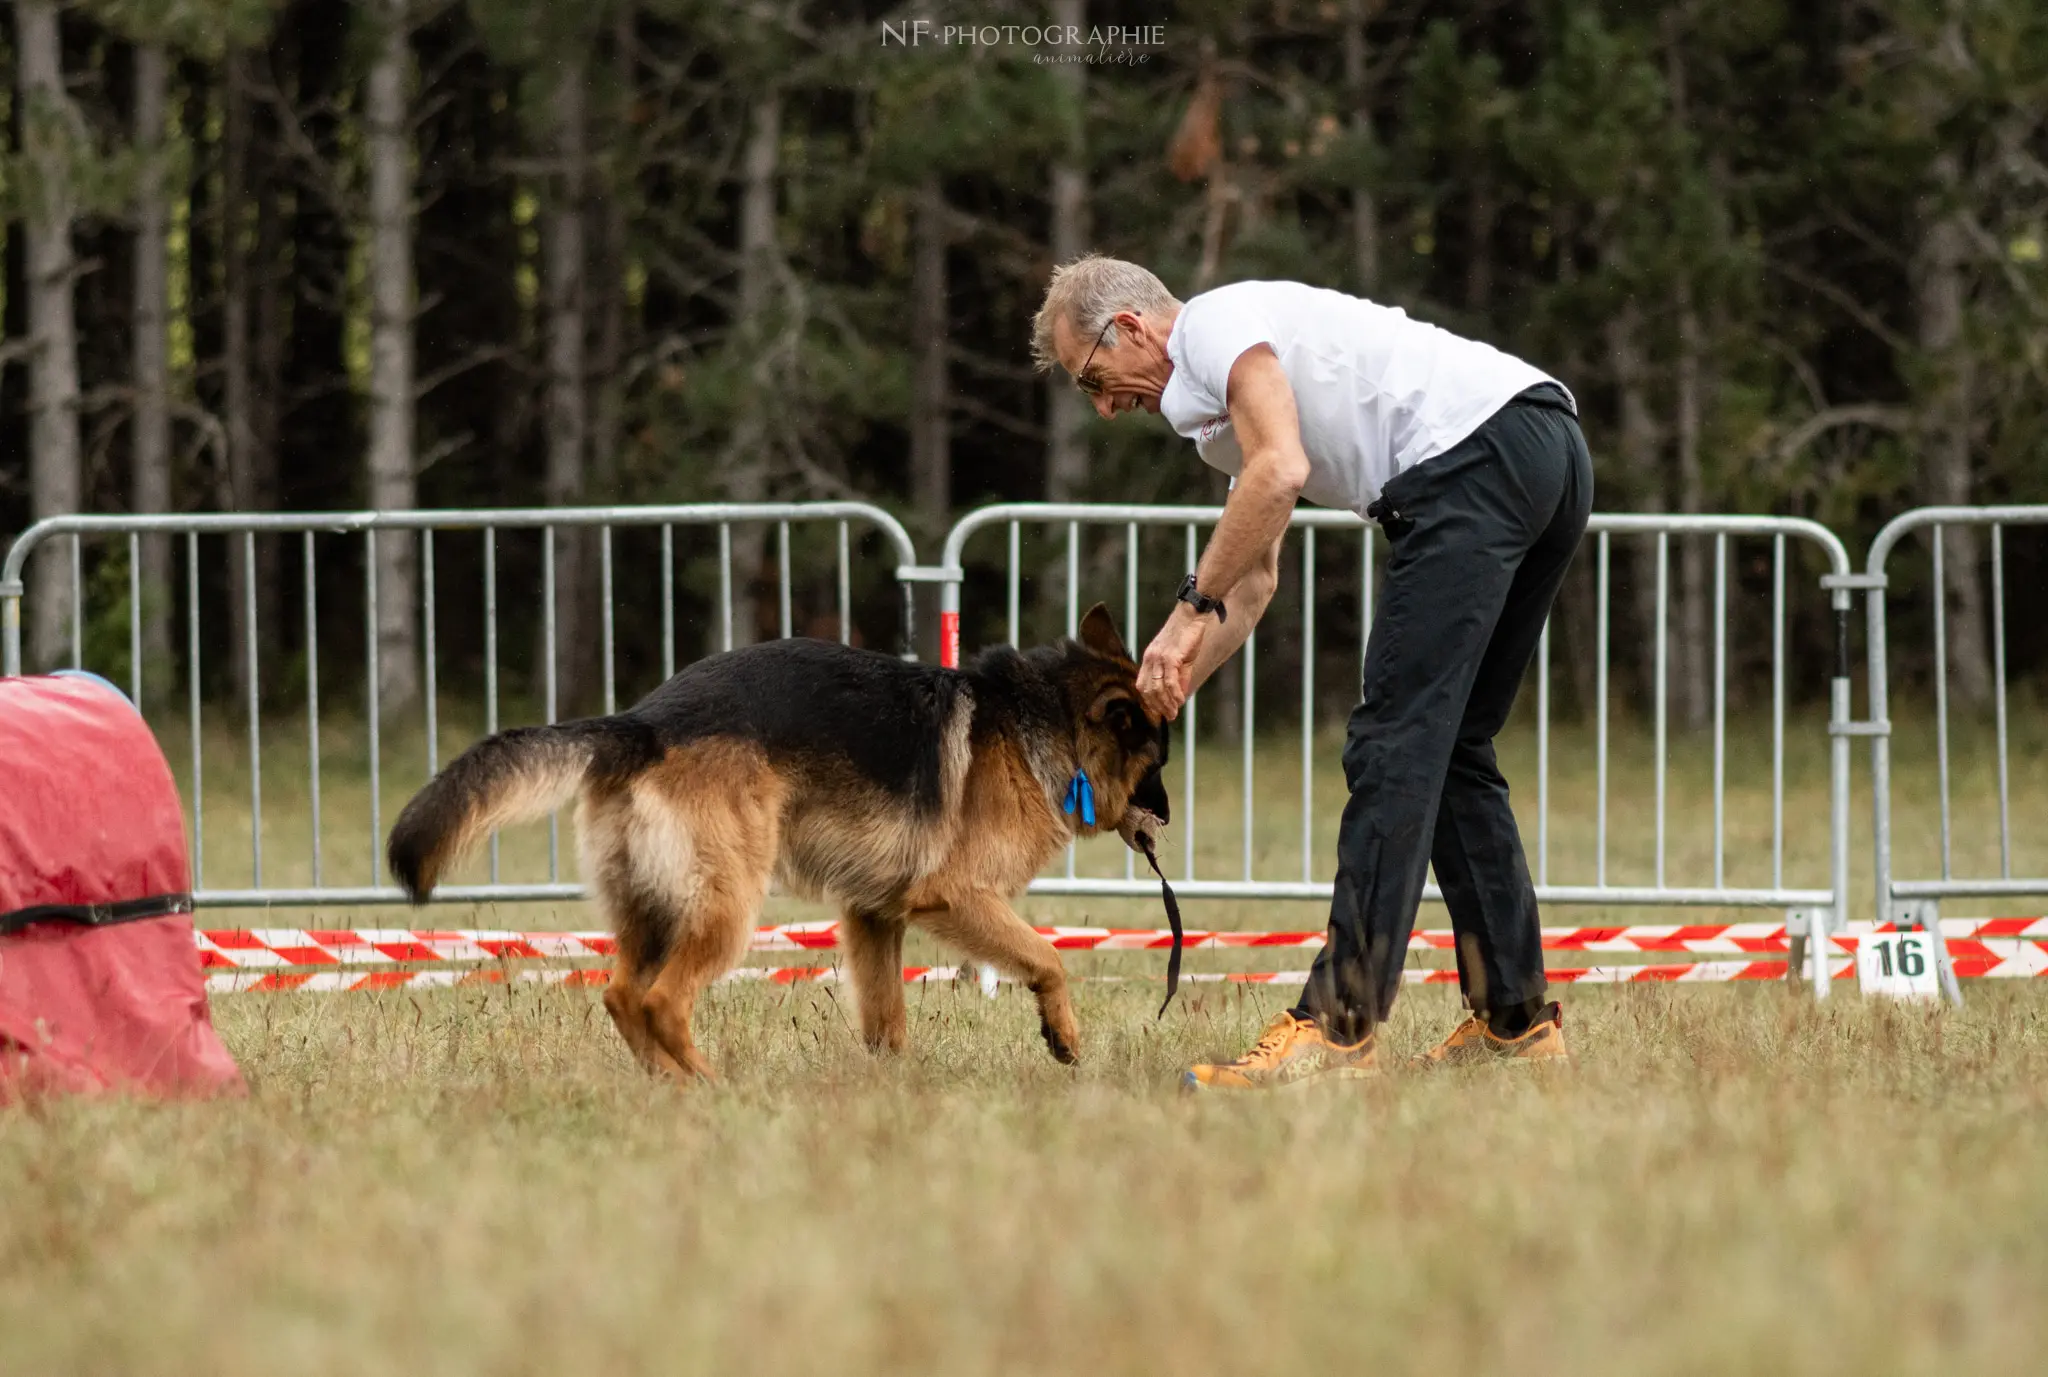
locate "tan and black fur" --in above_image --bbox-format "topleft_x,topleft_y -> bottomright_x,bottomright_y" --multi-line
387,603 -> 1169,1081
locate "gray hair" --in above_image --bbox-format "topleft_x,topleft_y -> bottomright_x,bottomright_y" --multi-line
1030,254 -> 1181,373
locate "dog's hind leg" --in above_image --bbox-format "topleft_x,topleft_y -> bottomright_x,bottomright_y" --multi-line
632,746 -> 782,1083
601,956 -> 688,1079
912,889 -> 1080,1065
637,891 -> 754,1082
841,907 -> 908,1053
580,785 -> 690,1078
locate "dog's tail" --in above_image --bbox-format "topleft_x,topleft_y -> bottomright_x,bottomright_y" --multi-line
387,719 -> 654,902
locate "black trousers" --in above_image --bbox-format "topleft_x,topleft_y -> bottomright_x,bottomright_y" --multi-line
1295,386 -> 1593,1045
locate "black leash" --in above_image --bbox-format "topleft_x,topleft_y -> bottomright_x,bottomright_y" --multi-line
1135,833 -> 1183,1018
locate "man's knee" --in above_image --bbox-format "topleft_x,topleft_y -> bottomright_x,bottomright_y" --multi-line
1340,697 -> 1439,792
1445,732 -> 1505,783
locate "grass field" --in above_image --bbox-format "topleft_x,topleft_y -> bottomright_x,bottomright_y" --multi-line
5,984 -> 2046,1374
4,699 -> 2046,1374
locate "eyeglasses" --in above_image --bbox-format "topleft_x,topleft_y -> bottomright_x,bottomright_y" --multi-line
1074,314 -> 1122,397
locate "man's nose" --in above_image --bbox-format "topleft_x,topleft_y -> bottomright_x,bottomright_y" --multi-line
1092,392 -> 1115,419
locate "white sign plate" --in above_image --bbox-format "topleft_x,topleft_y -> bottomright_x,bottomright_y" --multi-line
1857,932 -> 1940,1002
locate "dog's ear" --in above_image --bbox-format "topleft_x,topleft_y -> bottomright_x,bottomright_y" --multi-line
1077,603 -> 1131,663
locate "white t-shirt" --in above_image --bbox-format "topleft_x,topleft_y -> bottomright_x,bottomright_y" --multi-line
1158,280 -> 1572,515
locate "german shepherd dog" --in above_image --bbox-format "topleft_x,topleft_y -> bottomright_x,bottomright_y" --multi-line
387,604 -> 1169,1081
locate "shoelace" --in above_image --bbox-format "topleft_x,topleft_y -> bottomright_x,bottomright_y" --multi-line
1242,1016 -> 1301,1063
1425,1017 -> 1490,1057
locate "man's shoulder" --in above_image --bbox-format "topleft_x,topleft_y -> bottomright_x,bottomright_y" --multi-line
1173,281 -> 1308,374
1185,279 -> 1317,311
1182,279 -> 1396,340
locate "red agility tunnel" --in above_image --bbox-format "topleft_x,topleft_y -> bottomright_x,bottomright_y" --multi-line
0,673 -> 243,1100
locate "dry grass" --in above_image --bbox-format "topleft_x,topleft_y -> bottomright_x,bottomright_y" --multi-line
4,696 -> 2046,1375
4,982 -> 2046,1375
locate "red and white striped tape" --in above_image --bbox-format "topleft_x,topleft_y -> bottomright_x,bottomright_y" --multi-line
194,918 -> 2048,969
196,928 -> 617,969
209,961 -> 1792,994
207,940 -> 2048,996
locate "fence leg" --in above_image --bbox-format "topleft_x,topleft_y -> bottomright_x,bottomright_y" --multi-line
1864,578 -> 1894,935
1809,906 -> 1834,994
934,558 -> 992,995
1822,597 -> 1858,1000
1,579 -> 21,676
1785,907 -> 1807,990
1901,898 -> 1964,1007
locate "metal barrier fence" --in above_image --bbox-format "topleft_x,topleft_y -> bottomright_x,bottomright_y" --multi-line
1862,505 -> 2048,1005
937,504 -> 1858,995
0,498 -> 1880,998
0,503 -> 918,909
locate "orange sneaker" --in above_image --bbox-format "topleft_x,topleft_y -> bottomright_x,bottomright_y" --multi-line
1182,1011 -> 1379,1092
1413,1002 -> 1568,1068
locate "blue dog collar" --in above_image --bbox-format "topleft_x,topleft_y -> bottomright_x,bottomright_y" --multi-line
1062,770 -> 1097,827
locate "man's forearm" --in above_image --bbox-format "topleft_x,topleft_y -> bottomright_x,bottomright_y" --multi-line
1183,566 -> 1278,696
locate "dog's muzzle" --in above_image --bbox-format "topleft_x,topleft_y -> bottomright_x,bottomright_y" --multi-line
1131,764 -> 1171,826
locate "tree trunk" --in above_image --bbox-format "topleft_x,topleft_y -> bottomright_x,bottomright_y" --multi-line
584,17 -> 632,687
250,66 -> 286,688
1674,288 -> 1709,730
251,77 -> 285,608
273,0 -> 355,516
1464,178 -> 1494,316
1044,0 -> 1090,507
588,5 -> 635,517
720,92 -> 780,649
223,53 -> 269,711
1604,296 -> 1663,713
537,50 -> 592,704
1193,169 -> 1234,292
1914,149 -> 1992,706
1662,21 -> 1711,730
131,41 -> 174,687
911,178 -> 952,661
17,0 -> 83,671
1343,0 -> 1379,295
366,1 -> 419,711
1558,554 -> 1600,722
911,176 -> 950,538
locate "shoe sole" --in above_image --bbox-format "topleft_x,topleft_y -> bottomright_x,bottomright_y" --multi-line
1408,1049 -> 1572,1071
1181,1065 -> 1381,1094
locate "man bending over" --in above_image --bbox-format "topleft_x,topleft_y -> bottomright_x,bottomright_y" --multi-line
1030,256 -> 1591,1089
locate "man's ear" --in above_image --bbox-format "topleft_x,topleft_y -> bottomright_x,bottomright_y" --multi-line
1078,603 -> 1131,662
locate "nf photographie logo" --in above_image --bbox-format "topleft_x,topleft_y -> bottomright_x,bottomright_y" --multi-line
881,20 -> 1166,64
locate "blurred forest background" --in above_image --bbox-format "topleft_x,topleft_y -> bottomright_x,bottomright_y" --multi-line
3,0 -> 2046,724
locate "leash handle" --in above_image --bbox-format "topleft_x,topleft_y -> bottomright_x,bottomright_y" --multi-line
1136,834 -> 1182,1018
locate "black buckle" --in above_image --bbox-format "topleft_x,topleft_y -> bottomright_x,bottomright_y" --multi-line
1366,497 -> 1413,538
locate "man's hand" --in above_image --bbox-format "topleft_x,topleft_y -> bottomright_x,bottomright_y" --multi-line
1138,606 -> 1208,721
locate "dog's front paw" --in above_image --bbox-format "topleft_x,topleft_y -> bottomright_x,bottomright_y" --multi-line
1039,1012 -> 1081,1065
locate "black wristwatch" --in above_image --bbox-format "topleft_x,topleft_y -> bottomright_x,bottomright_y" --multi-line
1176,574 -> 1228,623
